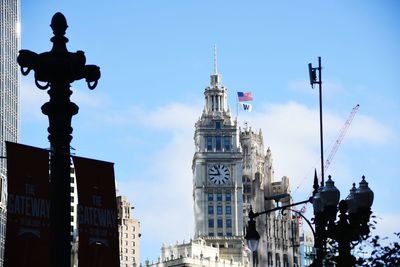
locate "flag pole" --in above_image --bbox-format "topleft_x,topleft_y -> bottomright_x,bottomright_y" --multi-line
236,94 -> 239,119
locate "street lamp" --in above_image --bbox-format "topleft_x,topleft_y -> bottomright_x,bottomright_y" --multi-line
17,13 -> 100,267
245,207 -> 260,267
245,172 -> 374,267
312,175 -> 374,266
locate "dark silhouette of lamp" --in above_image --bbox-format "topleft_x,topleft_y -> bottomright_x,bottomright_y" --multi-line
17,12 -> 100,267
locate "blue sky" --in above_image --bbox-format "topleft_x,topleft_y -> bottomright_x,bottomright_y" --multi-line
20,0 -> 399,263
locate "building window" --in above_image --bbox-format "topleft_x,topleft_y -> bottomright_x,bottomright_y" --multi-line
208,193 -> 213,201
208,206 -> 214,215
217,206 -> 222,215
226,232 -> 232,236
215,136 -> 222,151
208,219 -> 214,228
217,219 -> 223,228
215,121 -> 221,129
224,136 -> 231,151
225,192 -> 231,201
217,193 -> 222,201
217,232 -> 223,237
226,206 -> 231,215
243,185 -> 251,193
209,232 -> 214,237
226,219 -> 232,228
207,136 -> 212,151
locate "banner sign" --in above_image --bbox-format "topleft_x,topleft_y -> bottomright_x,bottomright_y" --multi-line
72,156 -> 119,267
4,141 -> 50,267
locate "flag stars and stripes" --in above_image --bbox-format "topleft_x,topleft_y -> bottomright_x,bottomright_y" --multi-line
237,92 -> 253,102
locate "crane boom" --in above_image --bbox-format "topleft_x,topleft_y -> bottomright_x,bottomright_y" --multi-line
324,104 -> 360,171
297,104 -> 360,224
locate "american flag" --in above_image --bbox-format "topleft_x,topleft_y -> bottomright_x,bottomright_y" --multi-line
237,92 -> 253,102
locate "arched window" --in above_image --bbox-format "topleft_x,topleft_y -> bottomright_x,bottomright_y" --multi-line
267,252 -> 273,266
283,254 -> 289,267
276,253 -> 281,267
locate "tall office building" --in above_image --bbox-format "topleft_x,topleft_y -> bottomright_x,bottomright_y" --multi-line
117,195 -> 141,267
0,0 -> 20,265
191,67 -> 300,266
192,65 -> 246,263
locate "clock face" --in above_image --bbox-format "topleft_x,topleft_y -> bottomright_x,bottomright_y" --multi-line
209,164 -> 230,185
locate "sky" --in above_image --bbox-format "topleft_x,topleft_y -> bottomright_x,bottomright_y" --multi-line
19,0 -> 399,263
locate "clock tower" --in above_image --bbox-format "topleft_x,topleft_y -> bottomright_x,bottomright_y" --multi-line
192,59 -> 245,262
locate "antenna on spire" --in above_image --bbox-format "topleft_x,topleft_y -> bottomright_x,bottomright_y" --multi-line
214,44 -> 218,74
210,44 -> 221,86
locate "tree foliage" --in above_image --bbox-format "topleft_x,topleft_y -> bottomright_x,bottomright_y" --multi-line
356,232 -> 400,266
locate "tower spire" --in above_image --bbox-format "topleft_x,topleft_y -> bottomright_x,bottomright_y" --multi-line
210,45 -> 221,86
214,44 -> 218,74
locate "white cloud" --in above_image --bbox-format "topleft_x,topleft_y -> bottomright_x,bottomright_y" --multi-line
20,77 -> 109,121
20,79 -> 48,121
373,213 -> 400,238
70,87 -> 109,108
116,103 -> 200,259
145,102 -> 202,133
236,101 -> 392,196
347,114 -> 393,145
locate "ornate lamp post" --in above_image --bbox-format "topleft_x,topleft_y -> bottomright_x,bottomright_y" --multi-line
245,207 -> 260,267
311,175 -> 374,266
245,172 -> 374,267
17,13 -> 100,267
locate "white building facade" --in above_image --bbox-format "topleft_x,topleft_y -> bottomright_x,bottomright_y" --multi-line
241,128 -> 300,266
146,239 -> 245,267
118,195 -> 141,267
192,68 -> 247,265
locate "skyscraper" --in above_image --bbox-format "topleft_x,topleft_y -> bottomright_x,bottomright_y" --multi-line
0,0 -> 20,265
192,62 -> 246,263
148,54 -> 300,267
117,195 -> 141,267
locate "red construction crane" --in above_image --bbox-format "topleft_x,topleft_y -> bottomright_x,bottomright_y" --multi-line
297,104 -> 360,224
324,104 -> 360,172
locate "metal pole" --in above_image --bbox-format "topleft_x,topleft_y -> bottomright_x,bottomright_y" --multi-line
17,13 -> 100,267
44,82 -> 77,267
318,57 -> 325,186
